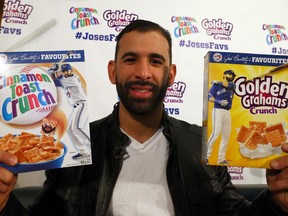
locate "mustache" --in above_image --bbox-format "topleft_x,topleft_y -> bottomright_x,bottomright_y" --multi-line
125,81 -> 158,89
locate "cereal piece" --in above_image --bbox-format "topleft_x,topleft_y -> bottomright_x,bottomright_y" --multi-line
237,125 -> 252,143
0,133 -> 14,142
28,137 -> 41,145
40,149 -> 60,161
39,135 -> 55,147
13,149 -> 27,163
265,130 -> 283,147
249,121 -> 267,133
55,140 -> 63,148
41,135 -> 55,143
3,139 -> 19,152
264,123 -> 287,142
245,131 -> 267,150
20,132 -> 37,139
24,147 -> 43,163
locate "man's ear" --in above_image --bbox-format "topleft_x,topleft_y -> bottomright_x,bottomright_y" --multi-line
168,64 -> 177,86
108,60 -> 116,84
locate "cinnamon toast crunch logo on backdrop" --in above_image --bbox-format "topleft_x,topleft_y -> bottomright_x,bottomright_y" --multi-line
164,81 -> 186,104
171,16 -> 199,38
2,0 -> 33,25
103,10 -> 139,32
201,18 -> 233,40
263,24 -> 288,45
70,7 -> 100,30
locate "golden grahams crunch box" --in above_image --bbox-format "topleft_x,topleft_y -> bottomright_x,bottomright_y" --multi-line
202,51 -> 288,168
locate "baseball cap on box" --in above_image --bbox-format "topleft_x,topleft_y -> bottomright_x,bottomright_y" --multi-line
61,64 -> 72,72
224,69 -> 235,76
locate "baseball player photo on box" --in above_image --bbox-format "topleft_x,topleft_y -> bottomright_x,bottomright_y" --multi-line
202,51 -> 288,169
0,50 -> 92,173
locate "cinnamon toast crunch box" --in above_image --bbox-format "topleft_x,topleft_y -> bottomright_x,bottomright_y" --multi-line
0,50 -> 92,173
202,51 -> 288,168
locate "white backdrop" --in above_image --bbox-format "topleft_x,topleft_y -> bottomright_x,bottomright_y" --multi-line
1,0 -> 288,187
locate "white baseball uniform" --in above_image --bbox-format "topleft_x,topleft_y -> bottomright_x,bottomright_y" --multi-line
58,74 -> 90,155
206,108 -> 231,163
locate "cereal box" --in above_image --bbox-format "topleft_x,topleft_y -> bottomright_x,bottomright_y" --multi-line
202,51 -> 288,168
0,50 -> 92,173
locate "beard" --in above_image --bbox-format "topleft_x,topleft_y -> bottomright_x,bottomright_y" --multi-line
225,76 -> 234,82
116,78 -> 169,115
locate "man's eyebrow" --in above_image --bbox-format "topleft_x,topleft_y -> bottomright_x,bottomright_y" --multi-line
120,52 -> 166,62
149,53 -> 166,62
121,52 -> 138,60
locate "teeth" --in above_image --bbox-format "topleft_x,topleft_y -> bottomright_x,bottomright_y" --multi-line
135,89 -> 149,92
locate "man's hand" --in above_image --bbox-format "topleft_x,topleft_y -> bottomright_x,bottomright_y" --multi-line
0,152 -> 18,212
51,63 -> 59,71
215,99 -> 228,106
47,63 -> 59,76
266,143 -> 288,213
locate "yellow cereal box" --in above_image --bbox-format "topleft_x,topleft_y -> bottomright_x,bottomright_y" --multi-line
202,51 -> 288,168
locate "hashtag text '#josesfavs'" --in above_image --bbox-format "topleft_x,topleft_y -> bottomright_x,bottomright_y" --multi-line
75,32 -> 116,42
178,39 -> 229,51
272,47 -> 288,55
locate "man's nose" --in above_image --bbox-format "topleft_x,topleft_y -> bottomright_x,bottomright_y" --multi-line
135,60 -> 152,80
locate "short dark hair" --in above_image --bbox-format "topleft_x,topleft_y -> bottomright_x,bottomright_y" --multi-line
114,19 -> 172,64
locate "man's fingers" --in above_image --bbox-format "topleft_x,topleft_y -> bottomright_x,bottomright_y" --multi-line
267,149 -> 288,192
281,143 -> 288,153
0,152 -> 18,166
268,177 -> 288,192
269,144 -> 288,170
0,178 -> 14,194
270,156 -> 288,170
0,167 -> 18,193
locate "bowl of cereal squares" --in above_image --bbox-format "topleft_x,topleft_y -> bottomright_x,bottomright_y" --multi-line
0,132 -> 67,173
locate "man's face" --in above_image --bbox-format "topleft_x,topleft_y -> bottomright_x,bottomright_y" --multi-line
224,73 -> 234,82
109,31 -> 175,115
62,70 -> 72,78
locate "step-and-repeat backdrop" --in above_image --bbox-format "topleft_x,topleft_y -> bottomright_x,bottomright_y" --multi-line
1,0 -> 288,186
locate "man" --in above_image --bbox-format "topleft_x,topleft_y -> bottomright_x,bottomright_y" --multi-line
206,70 -> 236,165
50,63 -> 91,160
0,19 -> 288,215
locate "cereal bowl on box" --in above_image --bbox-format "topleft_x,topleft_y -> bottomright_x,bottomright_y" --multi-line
0,132 -> 67,173
0,142 -> 67,173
